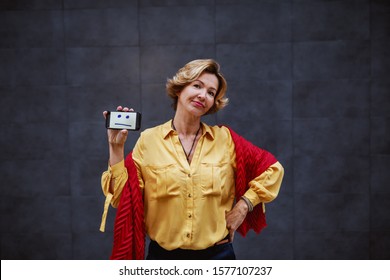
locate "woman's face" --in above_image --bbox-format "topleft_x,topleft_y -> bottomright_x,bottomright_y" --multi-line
177,72 -> 218,117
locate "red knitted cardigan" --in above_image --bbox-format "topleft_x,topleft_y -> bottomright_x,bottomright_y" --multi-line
110,126 -> 277,260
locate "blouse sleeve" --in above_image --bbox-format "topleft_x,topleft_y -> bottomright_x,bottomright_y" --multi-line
243,161 -> 284,209
99,160 -> 128,232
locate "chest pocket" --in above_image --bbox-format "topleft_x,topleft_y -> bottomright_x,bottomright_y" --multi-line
145,164 -> 182,200
200,163 -> 223,197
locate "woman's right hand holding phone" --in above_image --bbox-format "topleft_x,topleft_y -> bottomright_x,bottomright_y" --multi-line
103,106 -> 133,165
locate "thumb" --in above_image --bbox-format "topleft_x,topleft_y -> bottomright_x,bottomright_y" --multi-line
117,129 -> 128,142
229,231 -> 235,243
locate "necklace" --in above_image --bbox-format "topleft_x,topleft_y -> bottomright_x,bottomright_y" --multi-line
172,119 -> 201,162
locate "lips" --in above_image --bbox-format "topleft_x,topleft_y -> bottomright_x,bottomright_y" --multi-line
192,101 -> 205,108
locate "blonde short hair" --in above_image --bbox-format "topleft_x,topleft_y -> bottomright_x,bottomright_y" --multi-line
166,59 -> 228,115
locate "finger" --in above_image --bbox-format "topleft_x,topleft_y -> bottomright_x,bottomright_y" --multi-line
103,111 -> 108,119
122,107 -> 135,112
116,105 -> 123,111
225,211 -> 232,232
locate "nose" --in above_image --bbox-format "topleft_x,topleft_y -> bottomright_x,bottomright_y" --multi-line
197,89 -> 207,99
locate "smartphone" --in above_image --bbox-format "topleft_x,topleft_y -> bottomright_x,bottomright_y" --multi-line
105,111 -> 142,131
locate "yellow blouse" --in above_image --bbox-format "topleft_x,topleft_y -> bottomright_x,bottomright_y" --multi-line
101,120 -> 284,250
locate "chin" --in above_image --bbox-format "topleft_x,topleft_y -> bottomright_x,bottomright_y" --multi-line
187,107 -> 205,116
192,112 -> 205,118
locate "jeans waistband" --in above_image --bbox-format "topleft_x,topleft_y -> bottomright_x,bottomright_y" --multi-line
146,239 -> 236,260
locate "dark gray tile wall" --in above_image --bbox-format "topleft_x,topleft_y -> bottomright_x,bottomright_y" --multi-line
1,0 -> 389,260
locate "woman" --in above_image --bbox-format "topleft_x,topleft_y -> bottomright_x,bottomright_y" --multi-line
100,59 -> 284,260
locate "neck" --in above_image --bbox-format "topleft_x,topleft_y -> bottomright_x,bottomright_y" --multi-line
172,111 -> 201,136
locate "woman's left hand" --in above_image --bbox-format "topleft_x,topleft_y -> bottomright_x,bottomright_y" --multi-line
225,199 -> 249,242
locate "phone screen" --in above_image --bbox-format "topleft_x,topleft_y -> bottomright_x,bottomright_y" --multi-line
105,111 -> 141,131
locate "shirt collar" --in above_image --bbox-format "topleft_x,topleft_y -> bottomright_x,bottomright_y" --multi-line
162,120 -> 175,139
162,119 -> 215,140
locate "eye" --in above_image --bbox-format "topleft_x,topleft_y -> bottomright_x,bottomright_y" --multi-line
193,83 -> 201,89
208,91 -> 216,97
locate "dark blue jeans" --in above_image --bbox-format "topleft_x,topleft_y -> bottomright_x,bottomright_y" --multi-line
146,240 -> 236,260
